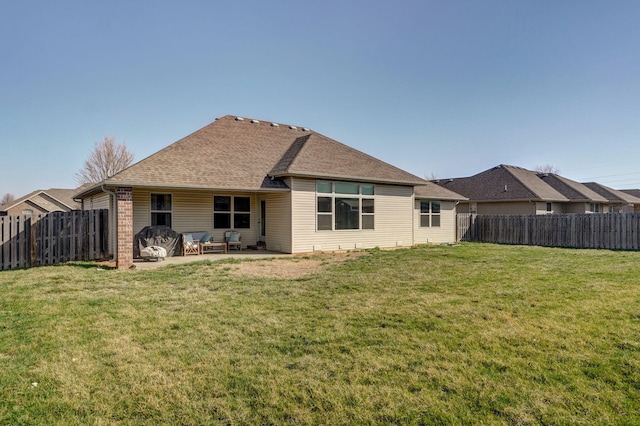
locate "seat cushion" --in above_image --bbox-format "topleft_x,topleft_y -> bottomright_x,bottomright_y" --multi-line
199,233 -> 213,243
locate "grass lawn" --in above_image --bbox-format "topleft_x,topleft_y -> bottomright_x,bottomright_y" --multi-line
1,243 -> 639,424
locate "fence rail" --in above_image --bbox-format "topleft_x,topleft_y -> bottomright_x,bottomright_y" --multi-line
458,212 -> 640,250
0,210 -> 109,271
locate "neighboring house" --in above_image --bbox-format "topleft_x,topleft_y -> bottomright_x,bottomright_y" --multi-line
582,183 -> 640,213
433,164 -> 640,215
537,173 -> 609,213
620,189 -> 640,212
75,115 -> 466,269
0,188 -> 82,217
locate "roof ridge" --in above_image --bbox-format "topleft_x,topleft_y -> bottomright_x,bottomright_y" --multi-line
269,134 -> 312,176
502,166 -> 542,199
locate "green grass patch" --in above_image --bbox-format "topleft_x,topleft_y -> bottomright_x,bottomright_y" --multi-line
1,244 -> 639,424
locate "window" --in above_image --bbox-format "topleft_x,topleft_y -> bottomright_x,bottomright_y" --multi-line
316,181 -> 374,231
151,194 -> 172,227
214,196 -> 251,229
420,200 -> 441,227
546,202 -> 552,213
589,203 -> 600,213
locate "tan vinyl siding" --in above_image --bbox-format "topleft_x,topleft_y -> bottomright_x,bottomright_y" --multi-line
290,178 -> 414,253
565,203 -> 589,214
132,190 -> 150,236
414,200 -> 457,244
477,202 -> 536,215
132,188 -> 259,248
264,192 -> 292,253
82,193 -> 111,211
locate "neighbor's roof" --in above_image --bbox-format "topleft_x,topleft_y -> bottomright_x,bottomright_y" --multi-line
538,174 -> 608,203
582,182 -> 640,204
77,115 -> 427,197
433,165 -> 568,202
1,188 -> 81,213
620,189 -> 640,200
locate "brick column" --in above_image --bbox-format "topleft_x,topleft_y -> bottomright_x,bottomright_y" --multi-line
116,187 -> 134,270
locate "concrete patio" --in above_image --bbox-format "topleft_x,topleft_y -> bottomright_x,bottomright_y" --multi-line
131,250 -> 290,270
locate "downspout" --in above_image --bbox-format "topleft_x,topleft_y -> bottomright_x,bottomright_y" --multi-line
411,190 -> 415,247
102,185 -> 118,262
455,200 -> 460,242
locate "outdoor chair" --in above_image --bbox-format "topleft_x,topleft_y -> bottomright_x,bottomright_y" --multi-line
225,230 -> 242,251
182,233 -> 200,256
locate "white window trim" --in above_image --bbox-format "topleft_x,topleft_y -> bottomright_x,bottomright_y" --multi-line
316,180 -> 375,231
150,193 -> 172,227
419,200 -> 441,228
213,195 -> 252,229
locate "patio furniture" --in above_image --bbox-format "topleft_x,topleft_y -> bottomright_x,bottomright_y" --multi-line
182,233 -> 200,256
200,241 -> 227,254
225,230 -> 242,251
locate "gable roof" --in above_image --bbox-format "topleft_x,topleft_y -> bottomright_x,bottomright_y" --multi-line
434,164 -> 568,202
78,115 -> 426,197
414,183 -> 468,201
620,189 -> 640,200
582,182 -> 640,204
1,188 -> 81,214
538,174 -> 608,203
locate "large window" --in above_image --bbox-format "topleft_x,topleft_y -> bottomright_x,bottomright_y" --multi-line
420,200 -> 440,227
316,181 -> 374,231
151,194 -> 172,227
214,196 -> 251,229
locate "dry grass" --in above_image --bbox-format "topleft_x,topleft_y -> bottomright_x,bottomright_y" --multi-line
220,251 -> 367,279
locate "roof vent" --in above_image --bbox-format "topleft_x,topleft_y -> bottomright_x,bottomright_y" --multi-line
251,119 -> 260,124
289,125 -> 297,130
302,127 -> 310,131
271,122 -> 279,127
235,117 -> 244,121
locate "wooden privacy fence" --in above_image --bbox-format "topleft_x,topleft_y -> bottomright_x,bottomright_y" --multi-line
458,212 -> 640,250
0,209 -> 109,271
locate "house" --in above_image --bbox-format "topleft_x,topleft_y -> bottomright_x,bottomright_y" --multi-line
433,164 -> 640,215
75,115 -> 466,269
581,183 -> 640,213
0,188 -> 82,217
537,173 -> 609,213
620,189 -> 640,212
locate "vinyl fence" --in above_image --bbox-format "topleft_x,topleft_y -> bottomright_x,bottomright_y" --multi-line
0,209 -> 109,271
458,212 -> 640,250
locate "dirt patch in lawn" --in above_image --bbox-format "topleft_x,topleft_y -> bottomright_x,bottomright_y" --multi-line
222,251 -> 368,279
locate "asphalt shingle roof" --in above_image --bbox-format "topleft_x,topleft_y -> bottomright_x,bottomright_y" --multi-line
434,165 -> 568,202
97,115 -> 428,191
583,182 -> 640,204
1,188 -> 81,213
538,174 -> 608,202
414,183 -> 468,200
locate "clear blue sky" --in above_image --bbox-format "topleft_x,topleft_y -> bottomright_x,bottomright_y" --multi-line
2,0 -> 639,197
